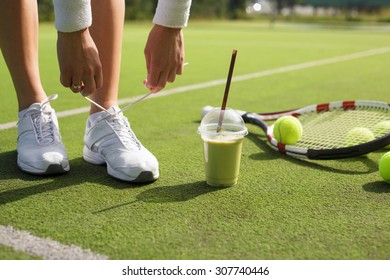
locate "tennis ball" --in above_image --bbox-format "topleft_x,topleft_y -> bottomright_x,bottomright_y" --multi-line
273,116 -> 303,145
372,121 -> 390,149
379,151 -> 390,183
345,127 -> 375,147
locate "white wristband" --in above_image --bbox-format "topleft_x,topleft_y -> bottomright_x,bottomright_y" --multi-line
53,0 -> 92,32
153,0 -> 192,28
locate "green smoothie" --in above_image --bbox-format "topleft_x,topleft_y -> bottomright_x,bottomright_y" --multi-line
203,137 -> 244,187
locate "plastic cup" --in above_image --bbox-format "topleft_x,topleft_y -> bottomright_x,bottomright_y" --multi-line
198,108 -> 248,187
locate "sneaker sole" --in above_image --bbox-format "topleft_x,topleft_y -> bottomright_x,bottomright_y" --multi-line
17,160 -> 70,176
106,163 -> 159,183
108,169 -> 158,183
84,146 -> 159,183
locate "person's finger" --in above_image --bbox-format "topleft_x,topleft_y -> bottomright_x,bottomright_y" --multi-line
60,74 -> 72,88
145,77 -> 163,93
145,53 -> 151,76
144,82 -> 159,93
167,68 -> 176,83
154,71 -> 168,92
146,65 -> 160,88
70,79 -> 83,93
145,69 -> 164,93
143,79 -> 155,91
81,74 -> 97,96
176,62 -> 184,75
70,84 -> 82,93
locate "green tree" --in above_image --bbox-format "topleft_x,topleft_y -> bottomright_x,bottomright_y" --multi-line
124,0 -> 156,20
303,0 -> 390,10
37,0 -> 54,22
270,0 -> 303,14
228,0 -> 247,18
190,0 -> 230,19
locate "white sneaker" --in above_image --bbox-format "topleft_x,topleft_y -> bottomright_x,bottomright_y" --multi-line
17,94 -> 69,175
83,106 -> 159,182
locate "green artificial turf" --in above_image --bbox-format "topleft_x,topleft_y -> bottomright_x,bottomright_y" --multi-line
0,21 -> 390,260
0,245 -> 41,260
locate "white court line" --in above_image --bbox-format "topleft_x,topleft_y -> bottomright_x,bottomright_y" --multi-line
0,225 -> 108,260
1,46 -> 389,131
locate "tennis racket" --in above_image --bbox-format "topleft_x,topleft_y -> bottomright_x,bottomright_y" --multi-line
201,100 -> 390,159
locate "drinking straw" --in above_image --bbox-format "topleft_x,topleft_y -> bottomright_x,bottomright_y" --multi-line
217,49 -> 238,132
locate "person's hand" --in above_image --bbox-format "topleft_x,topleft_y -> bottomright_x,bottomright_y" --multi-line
56,28 -> 103,96
144,24 -> 185,93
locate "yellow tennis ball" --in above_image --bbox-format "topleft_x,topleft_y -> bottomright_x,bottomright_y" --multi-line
379,151 -> 390,183
273,116 -> 303,145
372,120 -> 390,149
345,127 -> 375,147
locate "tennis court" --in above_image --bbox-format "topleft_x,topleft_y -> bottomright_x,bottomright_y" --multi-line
0,21 -> 390,260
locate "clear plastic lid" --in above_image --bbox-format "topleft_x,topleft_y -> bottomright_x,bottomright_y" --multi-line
198,108 -> 248,139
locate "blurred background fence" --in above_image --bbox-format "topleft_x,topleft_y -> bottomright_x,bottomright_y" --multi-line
37,0 -> 390,22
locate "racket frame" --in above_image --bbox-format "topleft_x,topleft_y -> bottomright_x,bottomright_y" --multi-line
237,100 -> 390,159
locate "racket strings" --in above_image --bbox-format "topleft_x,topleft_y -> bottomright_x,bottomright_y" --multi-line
294,108 -> 389,149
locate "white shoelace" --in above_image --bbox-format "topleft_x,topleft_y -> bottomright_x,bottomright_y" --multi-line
26,94 -> 58,145
84,93 -> 152,116
103,113 -> 141,150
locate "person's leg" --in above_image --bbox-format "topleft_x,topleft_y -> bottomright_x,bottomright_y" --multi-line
88,0 -> 124,114
83,0 -> 159,182
0,0 -> 69,175
0,0 -> 47,111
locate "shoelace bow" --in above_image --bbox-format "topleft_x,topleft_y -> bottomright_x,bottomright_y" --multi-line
28,94 -> 58,145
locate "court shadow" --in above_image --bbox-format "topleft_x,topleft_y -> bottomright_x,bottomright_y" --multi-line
135,181 -> 220,203
246,133 -> 280,161
0,152 -> 149,206
92,181 -> 221,214
246,132 -> 378,175
362,181 -> 390,193
0,150 -> 49,182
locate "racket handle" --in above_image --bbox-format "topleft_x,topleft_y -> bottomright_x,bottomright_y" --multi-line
242,113 -> 268,134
